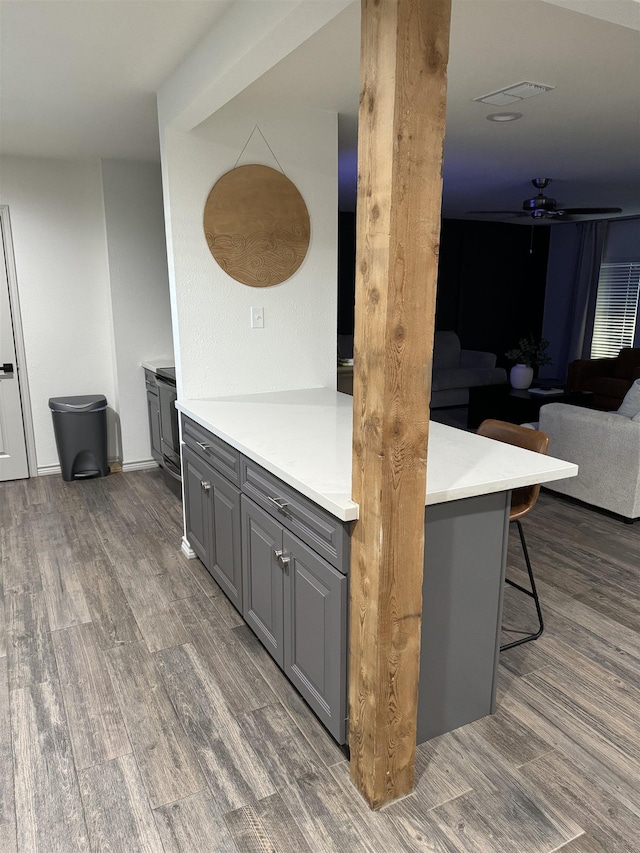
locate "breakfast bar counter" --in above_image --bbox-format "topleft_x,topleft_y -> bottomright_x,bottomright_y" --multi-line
176,387 -> 577,744
177,387 -> 577,519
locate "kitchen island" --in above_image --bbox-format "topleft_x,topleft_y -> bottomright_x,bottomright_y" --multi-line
176,388 -> 577,744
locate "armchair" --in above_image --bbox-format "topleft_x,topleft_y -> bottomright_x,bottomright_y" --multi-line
538,402 -> 640,521
567,348 -> 640,410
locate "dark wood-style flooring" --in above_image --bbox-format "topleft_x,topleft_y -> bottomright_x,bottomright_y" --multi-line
1,469 -> 639,852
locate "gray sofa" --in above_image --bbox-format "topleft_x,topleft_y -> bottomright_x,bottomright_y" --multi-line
539,402 -> 640,521
431,331 -> 506,408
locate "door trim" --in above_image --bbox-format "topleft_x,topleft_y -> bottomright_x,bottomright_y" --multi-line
1,206 -> 37,477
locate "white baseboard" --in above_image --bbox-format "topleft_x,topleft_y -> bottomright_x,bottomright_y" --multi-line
181,536 -> 197,559
122,459 -> 160,472
37,464 -> 62,477
37,459 -> 158,476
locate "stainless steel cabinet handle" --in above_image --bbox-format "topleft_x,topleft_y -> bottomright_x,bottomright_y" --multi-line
201,480 -> 211,491
274,549 -> 290,571
196,441 -> 210,451
267,496 -> 289,512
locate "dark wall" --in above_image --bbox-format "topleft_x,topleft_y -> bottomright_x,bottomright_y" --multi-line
436,219 -> 550,367
337,214 -> 551,366
338,212 -> 356,335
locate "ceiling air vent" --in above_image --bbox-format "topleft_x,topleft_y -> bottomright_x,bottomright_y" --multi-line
474,82 -> 554,106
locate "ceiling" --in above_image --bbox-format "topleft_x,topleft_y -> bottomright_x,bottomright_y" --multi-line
1,0 -> 639,222
0,0 -> 232,161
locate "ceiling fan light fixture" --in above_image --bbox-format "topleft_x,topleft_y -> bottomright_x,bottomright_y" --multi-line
468,176 -> 622,221
486,112 -> 523,122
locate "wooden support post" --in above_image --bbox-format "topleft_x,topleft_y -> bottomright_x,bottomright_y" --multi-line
349,0 -> 452,809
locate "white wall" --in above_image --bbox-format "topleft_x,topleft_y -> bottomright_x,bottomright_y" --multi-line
162,103 -> 337,401
0,154 -> 175,473
101,159 -> 174,466
0,155 -> 116,471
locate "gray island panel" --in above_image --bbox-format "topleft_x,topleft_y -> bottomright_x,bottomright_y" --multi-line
417,491 -> 510,743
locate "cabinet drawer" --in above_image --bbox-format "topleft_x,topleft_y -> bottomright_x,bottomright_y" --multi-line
241,459 -> 349,572
182,416 -> 241,486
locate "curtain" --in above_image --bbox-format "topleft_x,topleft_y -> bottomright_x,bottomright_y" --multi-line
540,220 -> 607,383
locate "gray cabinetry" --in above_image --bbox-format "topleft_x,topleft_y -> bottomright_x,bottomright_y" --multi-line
180,411 -> 513,749
241,457 -> 349,569
144,370 -> 162,464
183,416 -> 241,484
182,415 -> 349,744
182,444 -> 210,564
240,494 -> 347,743
182,443 -> 243,612
241,496 -> 285,666
283,531 -> 347,743
209,471 -> 243,610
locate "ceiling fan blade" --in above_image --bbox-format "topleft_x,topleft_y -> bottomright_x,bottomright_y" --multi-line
466,210 -> 525,215
559,206 -> 622,215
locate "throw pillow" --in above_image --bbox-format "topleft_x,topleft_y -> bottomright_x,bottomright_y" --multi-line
617,378 -> 640,418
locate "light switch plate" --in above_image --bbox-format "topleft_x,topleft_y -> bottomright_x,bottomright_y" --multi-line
250,307 -> 264,329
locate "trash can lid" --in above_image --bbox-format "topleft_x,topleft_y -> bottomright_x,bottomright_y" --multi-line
48,395 -> 107,413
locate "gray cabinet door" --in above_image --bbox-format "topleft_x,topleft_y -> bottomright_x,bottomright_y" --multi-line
208,468 -> 242,612
146,390 -> 162,464
241,496 -> 285,667
182,444 -> 210,565
283,531 -> 348,744
183,445 -> 242,611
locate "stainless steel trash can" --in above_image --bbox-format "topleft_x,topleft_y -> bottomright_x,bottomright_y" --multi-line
48,395 -> 108,481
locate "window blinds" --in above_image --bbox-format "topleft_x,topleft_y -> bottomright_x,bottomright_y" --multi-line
591,261 -> 640,358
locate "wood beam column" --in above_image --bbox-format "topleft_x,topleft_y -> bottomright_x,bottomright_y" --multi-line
349,0 -> 452,809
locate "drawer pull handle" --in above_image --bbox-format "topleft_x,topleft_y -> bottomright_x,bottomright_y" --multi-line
196,441 -> 210,452
267,496 -> 289,512
274,549 -> 290,571
201,480 -> 211,491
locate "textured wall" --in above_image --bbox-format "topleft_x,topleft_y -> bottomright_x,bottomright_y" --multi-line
162,104 -> 338,401
0,155 -> 116,470
101,159 -> 174,466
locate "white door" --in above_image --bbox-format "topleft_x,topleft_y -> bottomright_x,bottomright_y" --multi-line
0,214 -> 29,481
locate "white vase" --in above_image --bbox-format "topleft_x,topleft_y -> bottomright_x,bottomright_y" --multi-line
510,364 -> 534,390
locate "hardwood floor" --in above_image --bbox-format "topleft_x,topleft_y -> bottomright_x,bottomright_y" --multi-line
1,469 -> 638,852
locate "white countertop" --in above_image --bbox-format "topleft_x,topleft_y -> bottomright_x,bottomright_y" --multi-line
177,388 -> 578,521
141,358 -> 175,373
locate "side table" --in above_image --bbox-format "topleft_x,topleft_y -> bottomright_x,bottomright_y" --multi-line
467,385 -> 594,430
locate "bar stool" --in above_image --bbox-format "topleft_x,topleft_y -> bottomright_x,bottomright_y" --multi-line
477,419 -> 550,651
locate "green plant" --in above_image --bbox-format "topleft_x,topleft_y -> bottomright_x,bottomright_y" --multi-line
505,335 -> 552,368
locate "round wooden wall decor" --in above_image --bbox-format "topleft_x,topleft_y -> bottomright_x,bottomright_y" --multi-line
203,164 -> 311,287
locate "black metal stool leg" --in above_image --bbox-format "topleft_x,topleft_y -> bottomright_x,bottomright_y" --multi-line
500,519 -> 544,651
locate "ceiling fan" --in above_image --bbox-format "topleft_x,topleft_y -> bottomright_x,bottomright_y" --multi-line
469,178 -> 622,220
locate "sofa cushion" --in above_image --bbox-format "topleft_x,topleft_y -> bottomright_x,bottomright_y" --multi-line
433,331 -> 461,370
618,378 -> 640,418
